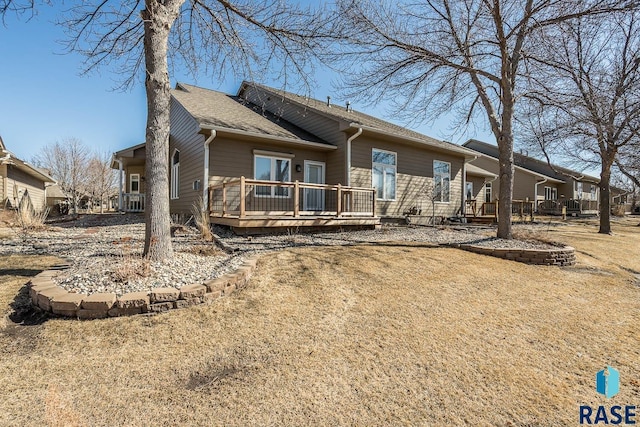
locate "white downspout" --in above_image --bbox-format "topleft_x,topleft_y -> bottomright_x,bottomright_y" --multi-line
346,127 -> 363,186
462,162 -> 467,217
534,178 -> 548,213
203,130 -> 217,211
114,157 -> 123,211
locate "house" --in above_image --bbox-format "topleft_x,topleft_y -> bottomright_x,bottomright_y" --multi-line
45,183 -> 67,214
463,139 -> 600,215
0,136 -> 55,213
112,82 -> 478,232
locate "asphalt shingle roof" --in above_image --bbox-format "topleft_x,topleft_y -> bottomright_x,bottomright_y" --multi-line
464,139 -> 600,183
244,82 -> 474,155
171,83 -> 329,145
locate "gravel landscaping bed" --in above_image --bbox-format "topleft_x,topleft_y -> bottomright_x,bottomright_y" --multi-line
0,214 -> 564,296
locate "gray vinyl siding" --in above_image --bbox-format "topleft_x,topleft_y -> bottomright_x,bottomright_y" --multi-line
241,86 -> 347,185
325,146 -> 346,185
350,135 -> 464,217
169,97 -> 206,214
209,137 -> 329,184
6,165 -> 47,211
0,164 -> 6,207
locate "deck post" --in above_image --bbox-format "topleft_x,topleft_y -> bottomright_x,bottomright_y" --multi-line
495,200 -> 499,221
371,189 -> 376,217
337,184 -> 342,217
239,176 -> 246,218
294,180 -> 300,217
222,182 -> 227,216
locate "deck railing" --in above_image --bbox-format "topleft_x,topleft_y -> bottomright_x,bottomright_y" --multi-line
122,193 -> 145,212
538,199 -> 599,215
209,177 -> 377,218
465,200 -> 534,221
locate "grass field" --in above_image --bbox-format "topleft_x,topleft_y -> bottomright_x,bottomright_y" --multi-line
0,218 -> 639,426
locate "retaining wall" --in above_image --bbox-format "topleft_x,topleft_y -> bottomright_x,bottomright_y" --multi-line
28,255 -> 260,320
453,244 -> 576,266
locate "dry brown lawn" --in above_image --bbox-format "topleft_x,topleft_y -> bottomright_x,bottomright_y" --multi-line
1,218 -> 639,426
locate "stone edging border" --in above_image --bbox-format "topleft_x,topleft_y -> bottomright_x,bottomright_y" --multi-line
448,244 -> 576,266
27,254 -> 261,320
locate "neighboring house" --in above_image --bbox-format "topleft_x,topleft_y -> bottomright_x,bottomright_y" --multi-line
0,136 -> 55,212
464,163 -> 498,218
45,183 -> 67,214
463,139 -> 600,215
113,81 -> 478,232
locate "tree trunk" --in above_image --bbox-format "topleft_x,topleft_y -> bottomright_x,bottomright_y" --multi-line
599,159 -> 613,235
142,1 -> 182,262
496,133 -> 514,239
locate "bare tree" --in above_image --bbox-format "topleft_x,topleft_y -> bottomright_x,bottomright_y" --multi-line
329,0 -> 634,239
523,12 -> 640,234
33,138 -> 91,215
86,150 -> 119,214
3,1 -> 326,261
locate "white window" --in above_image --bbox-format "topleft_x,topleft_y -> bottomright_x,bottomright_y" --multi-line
433,160 -> 450,203
254,155 -> 291,197
171,150 -> 180,199
466,182 -> 474,200
545,186 -> 557,200
130,174 -> 140,193
576,181 -> 583,198
590,184 -> 597,200
372,149 -> 396,200
484,182 -> 492,203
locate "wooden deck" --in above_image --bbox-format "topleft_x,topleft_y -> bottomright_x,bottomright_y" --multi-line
464,199 -> 535,223
208,177 -> 380,233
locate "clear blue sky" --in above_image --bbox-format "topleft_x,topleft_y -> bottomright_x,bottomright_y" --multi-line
0,4 -> 493,163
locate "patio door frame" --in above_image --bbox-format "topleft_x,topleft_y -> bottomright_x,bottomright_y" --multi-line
303,160 -> 326,211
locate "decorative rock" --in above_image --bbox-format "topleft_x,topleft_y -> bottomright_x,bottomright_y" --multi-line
179,284 -> 207,299
81,293 -> 117,311
149,287 -> 179,303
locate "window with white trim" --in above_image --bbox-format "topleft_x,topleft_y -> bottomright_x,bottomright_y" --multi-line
590,184 -> 597,200
545,186 -> 557,200
466,182 -> 474,200
170,150 -> 180,199
130,174 -> 140,193
433,160 -> 450,203
254,155 -> 291,197
576,181 -> 583,198
372,149 -> 396,200
484,182 -> 492,203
